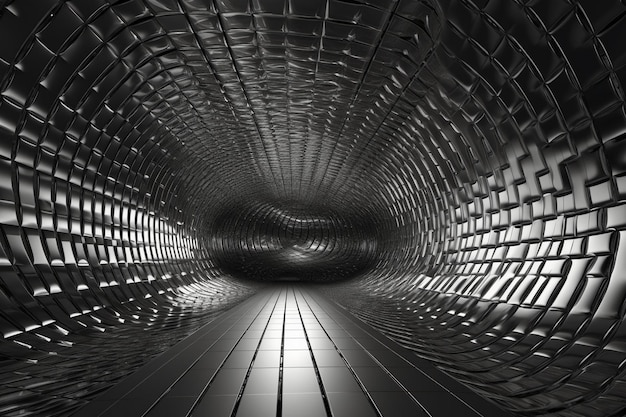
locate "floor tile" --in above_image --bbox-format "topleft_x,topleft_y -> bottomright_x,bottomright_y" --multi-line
282,393 -> 326,417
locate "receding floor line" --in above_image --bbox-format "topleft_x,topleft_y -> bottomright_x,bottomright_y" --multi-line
71,285 -> 513,417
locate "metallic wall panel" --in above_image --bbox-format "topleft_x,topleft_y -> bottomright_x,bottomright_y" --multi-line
0,0 -> 625,415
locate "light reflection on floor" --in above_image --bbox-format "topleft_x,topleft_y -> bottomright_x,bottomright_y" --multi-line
72,285 -> 511,417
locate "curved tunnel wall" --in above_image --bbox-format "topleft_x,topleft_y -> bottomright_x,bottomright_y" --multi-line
0,0 -> 626,415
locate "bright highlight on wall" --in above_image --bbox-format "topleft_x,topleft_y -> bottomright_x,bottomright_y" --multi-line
0,1 -> 626,416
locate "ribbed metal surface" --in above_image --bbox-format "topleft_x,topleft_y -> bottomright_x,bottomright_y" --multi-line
1,0 -> 626,416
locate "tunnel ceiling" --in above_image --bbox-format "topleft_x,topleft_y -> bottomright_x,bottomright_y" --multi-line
2,0 -> 626,416
0,0 -> 450,281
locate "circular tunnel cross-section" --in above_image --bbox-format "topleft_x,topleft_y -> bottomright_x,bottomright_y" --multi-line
1,0 -> 626,416
209,201 -> 379,281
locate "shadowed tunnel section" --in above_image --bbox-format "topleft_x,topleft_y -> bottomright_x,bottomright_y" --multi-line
209,202 -> 379,280
1,0 -> 626,416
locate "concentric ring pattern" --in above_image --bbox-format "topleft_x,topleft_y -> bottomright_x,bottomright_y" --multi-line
0,0 -> 626,416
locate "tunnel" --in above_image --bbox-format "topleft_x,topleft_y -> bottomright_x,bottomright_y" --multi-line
1,0 -> 626,416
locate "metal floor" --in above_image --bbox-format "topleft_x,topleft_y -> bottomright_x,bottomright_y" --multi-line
72,286 -> 512,417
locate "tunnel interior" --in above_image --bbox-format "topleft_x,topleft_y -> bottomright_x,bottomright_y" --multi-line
207,200 -> 380,281
1,0 -> 626,416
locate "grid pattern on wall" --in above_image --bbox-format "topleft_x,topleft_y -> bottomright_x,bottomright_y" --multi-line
0,0 -> 625,416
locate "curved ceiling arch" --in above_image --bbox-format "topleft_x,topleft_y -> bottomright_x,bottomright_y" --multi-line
0,1 -> 626,416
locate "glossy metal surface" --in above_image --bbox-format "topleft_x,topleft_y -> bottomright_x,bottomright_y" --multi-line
0,0 -> 626,416
72,286 -> 511,417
